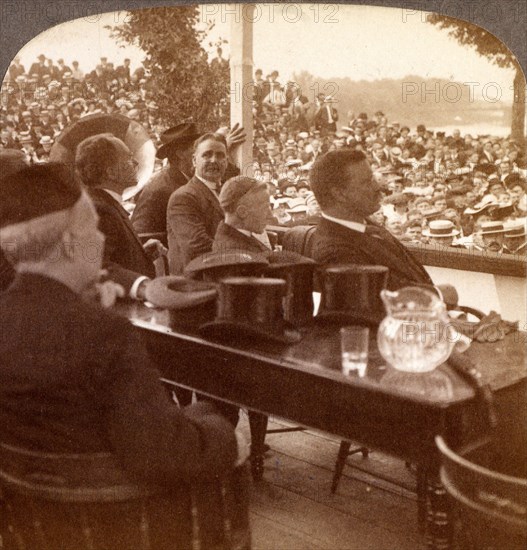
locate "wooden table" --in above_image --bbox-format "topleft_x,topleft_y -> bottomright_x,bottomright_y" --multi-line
116,302 -> 527,549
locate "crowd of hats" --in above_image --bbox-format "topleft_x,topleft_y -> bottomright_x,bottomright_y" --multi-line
1,54 -> 162,165
246,79 -> 526,254
3,58 -> 525,254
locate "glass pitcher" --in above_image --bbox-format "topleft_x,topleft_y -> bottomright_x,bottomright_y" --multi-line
377,286 -> 469,373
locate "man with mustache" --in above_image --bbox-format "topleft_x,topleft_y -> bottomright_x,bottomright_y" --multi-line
166,133 -> 229,274
310,150 -> 435,291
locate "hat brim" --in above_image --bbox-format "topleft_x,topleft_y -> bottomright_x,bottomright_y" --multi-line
480,229 -> 507,235
315,309 -> 383,327
422,230 -> 460,237
184,253 -> 269,277
199,319 -> 301,345
156,134 -> 201,159
145,276 -> 217,309
464,205 -> 497,215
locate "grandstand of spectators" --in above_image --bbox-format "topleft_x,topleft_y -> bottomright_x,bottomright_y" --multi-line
1,56 -> 526,256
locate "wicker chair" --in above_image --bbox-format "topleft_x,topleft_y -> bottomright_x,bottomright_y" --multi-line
436,435 -> 527,549
0,442 -> 251,550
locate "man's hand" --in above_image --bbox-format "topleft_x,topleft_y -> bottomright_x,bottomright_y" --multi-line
143,238 -> 168,260
234,430 -> 250,468
82,278 -> 125,308
225,123 -> 247,153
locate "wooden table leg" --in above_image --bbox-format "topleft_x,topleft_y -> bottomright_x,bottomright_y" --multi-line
248,412 -> 268,482
425,471 -> 453,550
416,464 -> 427,534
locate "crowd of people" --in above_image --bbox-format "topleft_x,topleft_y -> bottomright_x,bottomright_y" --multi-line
1,53 -> 525,548
1,54 -> 162,163
1,56 -> 526,256
246,69 -> 527,256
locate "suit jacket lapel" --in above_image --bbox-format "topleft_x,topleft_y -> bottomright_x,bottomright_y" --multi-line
326,219 -> 430,284
92,189 -> 146,249
189,177 -> 224,218
222,222 -> 270,252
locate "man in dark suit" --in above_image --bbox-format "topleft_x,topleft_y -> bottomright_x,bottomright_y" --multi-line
314,96 -> 339,134
0,163 -> 246,546
309,149 -> 434,291
133,124 -> 245,243
75,133 -> 163,299
167,133 -> 229,274
131,123 -> 201,239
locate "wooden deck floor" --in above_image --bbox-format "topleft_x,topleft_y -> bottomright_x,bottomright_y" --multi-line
238,413 -> 425,550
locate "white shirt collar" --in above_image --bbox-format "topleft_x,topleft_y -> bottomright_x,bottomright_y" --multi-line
235,226 -> 272,249
321,211 -> 366,233
103,189 -> 123,203
195,174 -> 220,192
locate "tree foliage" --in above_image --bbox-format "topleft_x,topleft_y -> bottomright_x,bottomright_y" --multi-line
107,7 -> 229,131
427,13 -> 525,143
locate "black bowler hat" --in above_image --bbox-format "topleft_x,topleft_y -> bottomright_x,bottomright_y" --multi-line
156,122 -> 201,159
200,277 -> 302,344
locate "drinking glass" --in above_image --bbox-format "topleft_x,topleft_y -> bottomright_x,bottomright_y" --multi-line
340,326 -> 369,377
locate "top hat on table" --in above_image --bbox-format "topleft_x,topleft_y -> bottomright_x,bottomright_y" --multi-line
144,276 -> 217,328
200,277 -> 302,344
156,122 -> 201,159
316,265 -> 389,327
265,250 -> 316,326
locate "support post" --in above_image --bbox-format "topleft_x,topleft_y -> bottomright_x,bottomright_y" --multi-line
229,3 -> 254,177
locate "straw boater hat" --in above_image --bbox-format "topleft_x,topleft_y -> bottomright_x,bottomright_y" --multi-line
479,221 -> 507,235
504,219 -> 526,238
39,136 -> 53,145
422,220 -> 460,238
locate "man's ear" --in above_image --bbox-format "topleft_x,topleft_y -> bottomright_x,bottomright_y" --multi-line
104,163 -> 118,182
236,204 -> 248,219
192,153 -> 197,169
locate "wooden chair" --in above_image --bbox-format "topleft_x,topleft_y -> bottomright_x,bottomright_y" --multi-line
281,225 -> 318,258
0,442 -> 251,550
436,435 -> 527,549
330,442 -> 370,493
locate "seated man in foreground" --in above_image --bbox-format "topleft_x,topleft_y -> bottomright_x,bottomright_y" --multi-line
309,150 -> 436,291
0,163 -> 248,549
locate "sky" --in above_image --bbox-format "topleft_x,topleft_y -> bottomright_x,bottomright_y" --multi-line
11,4 -> 515,101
